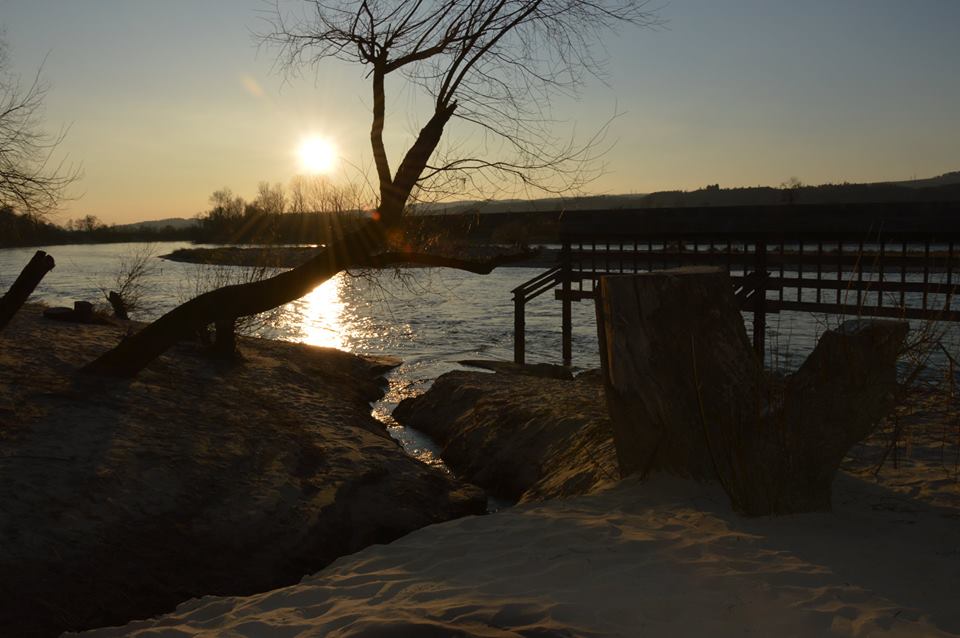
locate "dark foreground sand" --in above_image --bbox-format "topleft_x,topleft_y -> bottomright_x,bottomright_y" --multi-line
3,304 -> 959,636
76,472 -> 960,637
74,367 -> 960,637
0,307 -> 483,636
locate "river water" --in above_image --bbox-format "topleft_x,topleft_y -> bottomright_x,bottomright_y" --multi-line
2,241 -> 956,468
0,242 -> 603,468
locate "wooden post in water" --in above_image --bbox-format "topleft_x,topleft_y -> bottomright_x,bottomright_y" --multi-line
513,289 -> 525,365
752,241 -> 767,358
560,241 -> 572,365
0,250 -> 55,331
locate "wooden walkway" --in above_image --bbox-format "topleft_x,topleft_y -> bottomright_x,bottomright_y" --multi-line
512,202 -> 960,365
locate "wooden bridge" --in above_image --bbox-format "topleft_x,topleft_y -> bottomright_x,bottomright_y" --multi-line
512,202 -> 960,365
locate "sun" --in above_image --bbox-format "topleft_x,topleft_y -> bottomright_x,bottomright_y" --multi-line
297,136 -> 338,174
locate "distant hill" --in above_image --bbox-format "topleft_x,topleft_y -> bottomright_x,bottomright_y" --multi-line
415,194 -> 649,215
886,171 -> 960,189
638,181 -> 960,208
112,217 -> 198,232
413,170 -> 960,214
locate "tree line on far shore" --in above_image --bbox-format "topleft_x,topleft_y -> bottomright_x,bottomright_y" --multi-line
0,176 -> 371,248
0,206 -> 197,248
6,171 -> 960,250
197,177 -> 371,245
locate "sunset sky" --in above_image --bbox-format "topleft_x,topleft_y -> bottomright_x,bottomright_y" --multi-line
3,0 -> 958,224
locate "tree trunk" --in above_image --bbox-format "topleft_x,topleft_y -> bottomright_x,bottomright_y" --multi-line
82,222 -> 386,377
596,267 -> 907,515
212,319 -> 237,359
595,267 -> 759,481
81,219 -> 522,378
0,250 -> 55,331
107,291 -> 129,320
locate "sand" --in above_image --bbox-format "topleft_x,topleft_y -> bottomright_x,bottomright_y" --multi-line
393,369 -> 617,503
0,306 -> 483,636
71,371 -> 960,637
74,471 -> 959,637
4,303 -> 959,636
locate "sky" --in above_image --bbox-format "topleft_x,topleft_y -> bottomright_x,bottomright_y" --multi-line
2,0 -> 958,224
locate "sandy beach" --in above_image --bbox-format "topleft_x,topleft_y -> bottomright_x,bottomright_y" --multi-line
70,359 -> 960,637
1,303 -> 958,636
75,471 -> 959,637
0,306 -> 483,636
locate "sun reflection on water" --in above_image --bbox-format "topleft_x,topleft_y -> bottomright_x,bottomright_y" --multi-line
274,271 -> 415,356
290,274 -> 348,350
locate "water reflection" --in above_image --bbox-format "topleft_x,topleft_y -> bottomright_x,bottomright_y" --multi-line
270,272 -> 452,472
295,274 -> 347,350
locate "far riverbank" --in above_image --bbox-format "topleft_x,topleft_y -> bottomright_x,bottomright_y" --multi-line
160,245 -> 561,269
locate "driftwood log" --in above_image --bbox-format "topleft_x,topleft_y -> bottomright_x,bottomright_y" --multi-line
83,222 -> 532,378
42,301 -> 109,325
0,250 -> 55,331
596,267 -> 907,515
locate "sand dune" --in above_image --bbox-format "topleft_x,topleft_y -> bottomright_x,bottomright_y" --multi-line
75,472 -> 959,637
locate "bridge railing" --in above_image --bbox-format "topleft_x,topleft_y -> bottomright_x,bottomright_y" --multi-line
512,202 -> 960,365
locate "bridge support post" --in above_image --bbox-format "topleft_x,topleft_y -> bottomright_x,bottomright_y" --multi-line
752,241 -> 767,359
561,242 -> 572,365
514,291 -> 525,365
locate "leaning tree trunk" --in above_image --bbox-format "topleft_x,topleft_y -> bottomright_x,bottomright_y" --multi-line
0,250 -> 56,331
596,267 -> 907,515
82,222 -> 387,377
82,218 -> 520,378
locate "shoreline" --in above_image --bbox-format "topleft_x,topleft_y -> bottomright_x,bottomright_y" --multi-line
157,244 -> 960,275
160,245 -> 561,269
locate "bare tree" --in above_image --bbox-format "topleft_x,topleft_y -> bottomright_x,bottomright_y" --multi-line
84,0 -> 654,376
289,174 -> 369,214
99,244 -> 159,320
0,38 -> 78,215
265,0 -> 656,220
253,181 -> 287,215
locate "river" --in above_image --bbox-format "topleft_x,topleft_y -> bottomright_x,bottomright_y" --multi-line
2,241 -> 956,467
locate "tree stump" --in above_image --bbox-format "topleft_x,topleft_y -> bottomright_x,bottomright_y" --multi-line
0,250 -> 55,331
212,318 -> 237,359
107,291 -> 129,320
596,267 -> 907,515
73,301 -> 94,323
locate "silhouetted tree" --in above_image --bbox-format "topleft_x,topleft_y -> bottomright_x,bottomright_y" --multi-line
0,38 -> 78,215
780,177 -> 803,205
200,188 -> 246,241
247,181 -> 287,242
84,0 -> 655,376
266,0 -> 656,220
76,214 -> 104,233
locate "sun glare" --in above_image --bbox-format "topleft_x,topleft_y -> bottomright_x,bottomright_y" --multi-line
297,136 -> 338,174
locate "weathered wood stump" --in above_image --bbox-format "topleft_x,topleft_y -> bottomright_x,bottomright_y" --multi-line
596,267 -> 907,515
212,318 -> 237,359
107,291 -> 129,320
43,300 -> 110,325
0,250 -> 55,331
73,300 -> 94,323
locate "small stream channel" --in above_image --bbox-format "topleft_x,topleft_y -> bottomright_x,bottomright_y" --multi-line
371,367 -> 515,513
